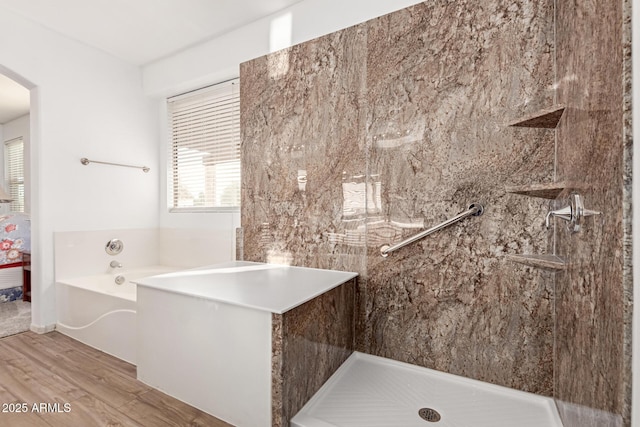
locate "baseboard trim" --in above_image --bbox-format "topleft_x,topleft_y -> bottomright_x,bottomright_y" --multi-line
30,323 -> 56,334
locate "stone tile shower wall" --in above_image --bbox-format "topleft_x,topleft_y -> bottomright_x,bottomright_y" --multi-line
242,0 -> 556,398
554,0 -> 632,426
271,280 -> 355,427
362,3 -> 554,394
241,25 -> 366,426
241,24 -> 367,276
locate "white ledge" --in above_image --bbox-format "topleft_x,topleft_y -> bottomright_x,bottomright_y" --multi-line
133,261 -> 357,314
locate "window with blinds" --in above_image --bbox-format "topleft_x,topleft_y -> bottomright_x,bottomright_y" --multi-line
167,78 -> 240,211
4,138 -> 24,212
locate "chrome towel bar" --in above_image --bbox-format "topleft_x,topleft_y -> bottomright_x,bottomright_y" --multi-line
380,203 -> 484,257
81,157 -> 150,173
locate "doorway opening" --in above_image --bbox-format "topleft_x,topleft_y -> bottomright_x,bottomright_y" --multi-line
0,71 -> 31,338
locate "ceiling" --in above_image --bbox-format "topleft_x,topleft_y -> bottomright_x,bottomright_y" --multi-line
0,0 -> 303,125
0,0 -> 303,66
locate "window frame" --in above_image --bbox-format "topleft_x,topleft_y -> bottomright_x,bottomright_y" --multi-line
4,137 -> 24,213
167,78 -> 241,213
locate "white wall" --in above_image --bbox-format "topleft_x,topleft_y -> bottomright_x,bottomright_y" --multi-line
0,0 -> 422,331
0,8 -> 159,330
143,0 -> 424,97
2,114 -> 30,213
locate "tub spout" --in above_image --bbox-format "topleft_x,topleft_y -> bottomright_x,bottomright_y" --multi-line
110,260 -> 122,268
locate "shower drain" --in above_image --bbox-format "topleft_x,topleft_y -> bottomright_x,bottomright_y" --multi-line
418,408 -> 441,422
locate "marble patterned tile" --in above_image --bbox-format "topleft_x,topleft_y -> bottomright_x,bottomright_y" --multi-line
554,0 -> 631,425
238,0 -> 635,420
241,24 -> 367,276
241,24 -> 367,425
271,280 -> 355,427
360,0 -> 555,394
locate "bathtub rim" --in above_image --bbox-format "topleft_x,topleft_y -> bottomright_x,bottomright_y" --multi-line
56,265 -> 183,302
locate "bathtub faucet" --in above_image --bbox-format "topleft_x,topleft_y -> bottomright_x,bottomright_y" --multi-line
110,260 -> 122,269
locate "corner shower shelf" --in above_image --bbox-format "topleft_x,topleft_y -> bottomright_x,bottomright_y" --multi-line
505,182 -> 568,199
504,104 -> 568,273
506,254 -> 567,271
508,104 -> 566,128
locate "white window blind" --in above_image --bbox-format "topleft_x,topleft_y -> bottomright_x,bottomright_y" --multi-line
4,138 -> 24,212
168,78 -> 240,211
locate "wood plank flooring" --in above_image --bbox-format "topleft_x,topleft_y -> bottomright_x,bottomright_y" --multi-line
0,331 -> 233,426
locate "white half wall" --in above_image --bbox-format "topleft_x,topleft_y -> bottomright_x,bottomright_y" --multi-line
0,8 -> 160,329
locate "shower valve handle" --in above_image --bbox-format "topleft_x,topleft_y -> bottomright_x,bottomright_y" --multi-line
545,192 -> 600,233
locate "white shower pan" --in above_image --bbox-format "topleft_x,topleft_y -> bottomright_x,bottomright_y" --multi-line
291,352 -> 563,427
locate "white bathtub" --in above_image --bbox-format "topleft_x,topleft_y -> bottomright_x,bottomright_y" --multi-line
292,352 -> 564,427
55,266 -> 179,364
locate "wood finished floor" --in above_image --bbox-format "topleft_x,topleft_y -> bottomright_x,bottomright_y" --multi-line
0,331 -> 233,426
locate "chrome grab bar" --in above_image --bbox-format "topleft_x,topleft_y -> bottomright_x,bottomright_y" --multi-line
81,157 -> 150,173
380,203 -> 484,257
